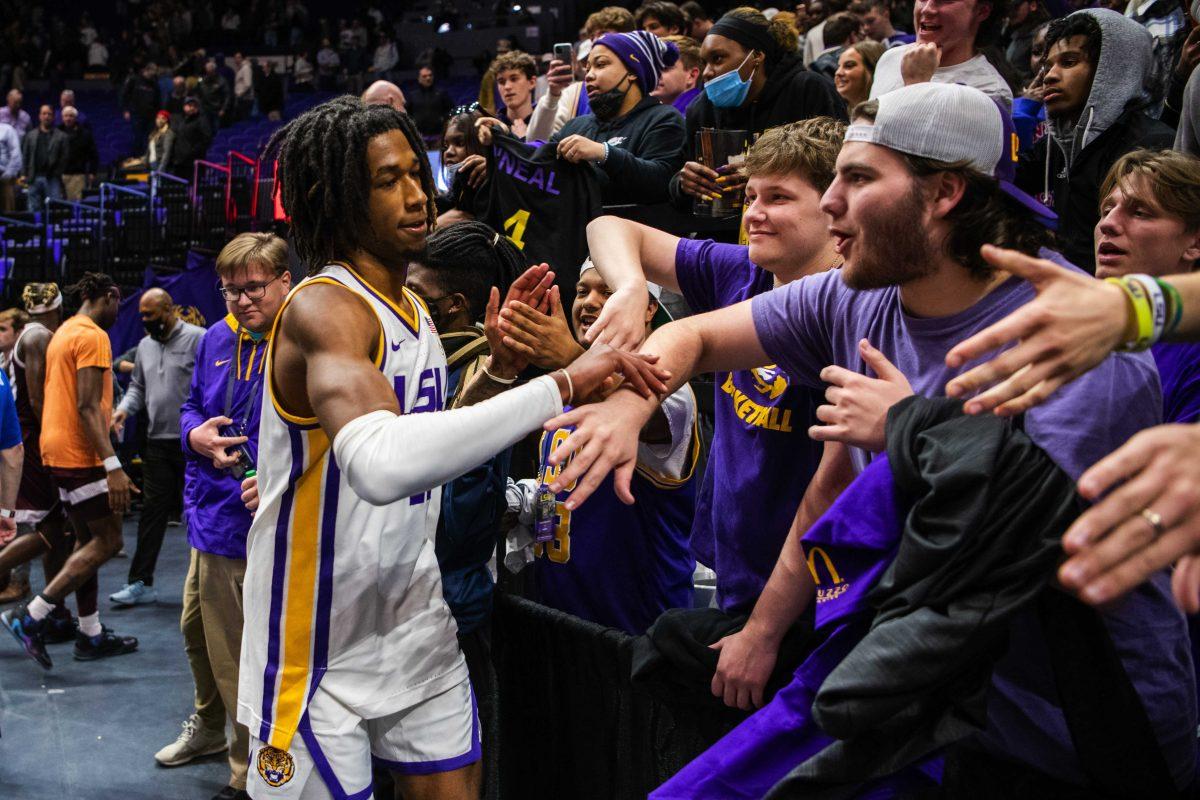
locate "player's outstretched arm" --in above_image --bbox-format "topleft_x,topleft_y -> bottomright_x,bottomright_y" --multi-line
584,216 -> 682,351
547,299 -> 769,509
283,284 -> 671,507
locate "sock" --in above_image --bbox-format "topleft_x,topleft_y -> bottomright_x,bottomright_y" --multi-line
28,594 -> 56,621
78,612 -> 102,638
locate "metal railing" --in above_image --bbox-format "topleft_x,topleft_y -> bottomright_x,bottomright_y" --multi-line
0,152 -> 283,305
226,151 -> 260,233
0,215 -> 46,290
42,198 -> 103,282
150,171 -> 192,264
99,182 -> 154,284
193,159 -> 232,252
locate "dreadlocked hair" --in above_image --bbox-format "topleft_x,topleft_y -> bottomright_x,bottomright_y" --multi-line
66,272 -> 117,302
265,95 -> 437,273
21,282 -> 60,312
422,221 -> 525,324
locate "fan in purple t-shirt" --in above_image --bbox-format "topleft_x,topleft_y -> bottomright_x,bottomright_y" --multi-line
583,117 -> 851,711
549,84 -> 1195,793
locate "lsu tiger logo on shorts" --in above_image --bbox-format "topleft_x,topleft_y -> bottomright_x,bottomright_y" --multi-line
257,745 -> 296,787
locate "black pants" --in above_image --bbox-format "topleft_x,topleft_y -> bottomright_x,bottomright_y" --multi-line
128,438 -> 185,587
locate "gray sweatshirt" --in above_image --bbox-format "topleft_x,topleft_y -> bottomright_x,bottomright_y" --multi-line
1176,69 -> 1200,157
117,320 -> 204,439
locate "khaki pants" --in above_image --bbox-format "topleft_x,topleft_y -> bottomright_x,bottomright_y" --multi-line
182,548 -> 250,790
62,174 -> 86,201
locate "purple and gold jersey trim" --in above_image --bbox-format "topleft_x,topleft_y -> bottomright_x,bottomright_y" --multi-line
330,261 -> 423,339
258,424 -> 341,750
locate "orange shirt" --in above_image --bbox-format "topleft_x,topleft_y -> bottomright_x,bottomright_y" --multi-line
41,315 -> 113,469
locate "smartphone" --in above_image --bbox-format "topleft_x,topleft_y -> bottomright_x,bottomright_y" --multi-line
553,42 -> 574,66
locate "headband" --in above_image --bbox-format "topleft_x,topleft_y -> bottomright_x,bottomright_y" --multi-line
709,15 -> 778,58
26,292 -> 62,315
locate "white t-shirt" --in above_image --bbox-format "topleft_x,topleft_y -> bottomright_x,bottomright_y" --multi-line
870,46 -> 1013,109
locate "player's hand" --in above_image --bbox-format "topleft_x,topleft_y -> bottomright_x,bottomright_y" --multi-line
546,59 -> 573,95
901,42 -> 941,85
710,627 -> 779,710
458,154 -> 488,189
561,342 -> 670,407
241,475 -> 260,512
810,340 -> 913,452
944,245 -> 1129,416
474,116 -> 509,146
1058,423 -> 1200,606
557,134 -> 606,164
545,389 -> 654,507
500,288 -> 585,370
111,409 -> 128,437
188,416 -> 248,470
584,284 -> 649,351
679,161 -> 721,200
107,468 -> 140,514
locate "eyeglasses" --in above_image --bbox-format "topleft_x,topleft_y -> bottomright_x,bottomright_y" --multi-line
218,273 -> 282,301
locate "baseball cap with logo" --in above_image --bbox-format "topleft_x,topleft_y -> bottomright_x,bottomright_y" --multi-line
844,82 -> 1057,230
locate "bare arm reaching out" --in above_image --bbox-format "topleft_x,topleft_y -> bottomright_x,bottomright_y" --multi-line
274,283 -> 671,506
583,215 -> 684,351
547,299 -> 769,509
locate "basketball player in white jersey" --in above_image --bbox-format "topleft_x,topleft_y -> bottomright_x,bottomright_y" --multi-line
242,96 -> 669,800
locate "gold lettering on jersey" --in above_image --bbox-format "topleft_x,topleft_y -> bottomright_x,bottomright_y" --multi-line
721,373 -> 793,432
806,546 -> 850,604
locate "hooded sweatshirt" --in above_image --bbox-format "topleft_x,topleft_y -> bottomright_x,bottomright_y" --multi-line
1016,8 -> 1174,272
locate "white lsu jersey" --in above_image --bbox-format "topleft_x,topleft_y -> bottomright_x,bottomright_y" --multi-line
238,262 -> 467,754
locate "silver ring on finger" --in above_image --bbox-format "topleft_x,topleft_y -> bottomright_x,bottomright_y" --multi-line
1141,508 -> 1165,537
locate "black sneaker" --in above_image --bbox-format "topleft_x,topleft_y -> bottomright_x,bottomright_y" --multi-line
42,607 -> 78,644
1,604 -> 52,669
211,786 -> 251,800
73,626 -> 138,660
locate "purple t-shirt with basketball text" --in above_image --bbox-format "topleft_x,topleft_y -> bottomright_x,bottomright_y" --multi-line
674,238 -> 825,614
750,258 -> 1195,787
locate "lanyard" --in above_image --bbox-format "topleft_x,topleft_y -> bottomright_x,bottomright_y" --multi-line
223,330 -> 265,430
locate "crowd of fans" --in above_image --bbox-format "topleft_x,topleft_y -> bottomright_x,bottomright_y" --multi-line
2,0 -> 1200,799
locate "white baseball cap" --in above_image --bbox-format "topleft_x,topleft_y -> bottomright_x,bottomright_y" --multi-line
845,82 -> 1057,229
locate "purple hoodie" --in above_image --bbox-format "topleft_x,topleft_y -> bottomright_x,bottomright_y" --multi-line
179,314 -> 269,560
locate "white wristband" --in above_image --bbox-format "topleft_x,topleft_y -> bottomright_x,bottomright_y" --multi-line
103,456 -> 121,473
1128,274 -> 1167,346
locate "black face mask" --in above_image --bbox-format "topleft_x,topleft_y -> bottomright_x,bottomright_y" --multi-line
590,73 -> 635,121
144,318 -> 168,340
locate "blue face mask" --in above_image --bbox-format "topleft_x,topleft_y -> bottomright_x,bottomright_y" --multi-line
704,52 -> 756,108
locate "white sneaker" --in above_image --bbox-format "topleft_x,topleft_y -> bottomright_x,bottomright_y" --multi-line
109,580 -> 158,606
154,714 -> 228,766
